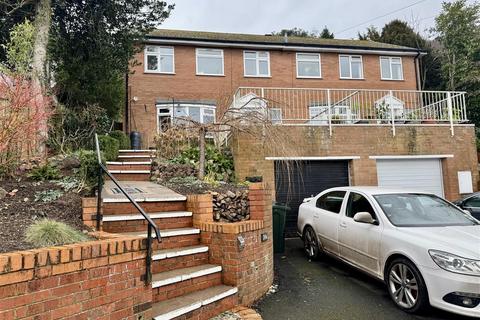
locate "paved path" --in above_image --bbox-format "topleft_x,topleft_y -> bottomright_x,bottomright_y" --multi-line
102,180 -> 186,202
256,238 -> 470,320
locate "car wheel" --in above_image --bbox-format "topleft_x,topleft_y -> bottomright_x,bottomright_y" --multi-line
303,226 -> 320,260
386,258 -> 429,313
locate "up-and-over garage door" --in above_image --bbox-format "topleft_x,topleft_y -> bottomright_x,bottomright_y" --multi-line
274,160 -> 350,236
376,158 -> 444,197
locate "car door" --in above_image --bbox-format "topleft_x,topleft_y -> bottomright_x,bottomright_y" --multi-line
461,195 -> 480,220
338,192 -> 383,275
312,190 -> 347,256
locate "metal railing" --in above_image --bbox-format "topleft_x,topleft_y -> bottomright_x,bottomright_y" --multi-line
94,133 -> 161,284
232,87 -> 468,136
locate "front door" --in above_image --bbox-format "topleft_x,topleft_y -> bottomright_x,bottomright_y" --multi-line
338,192 -> 382,276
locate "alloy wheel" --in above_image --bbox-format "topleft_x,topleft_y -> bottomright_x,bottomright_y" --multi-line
388,263 -> 419,309
304,227 -> 318,258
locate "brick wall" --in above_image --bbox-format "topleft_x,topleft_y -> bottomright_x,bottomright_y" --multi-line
128,45 -> 418,147
231,125 -> 478,201
188,184 -> 274,306
0,232 -> 151,320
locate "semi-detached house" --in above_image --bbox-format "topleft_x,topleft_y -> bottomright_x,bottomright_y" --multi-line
127,29 -> 478,234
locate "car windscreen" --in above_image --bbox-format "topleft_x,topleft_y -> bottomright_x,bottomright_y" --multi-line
373,193 -> 479,227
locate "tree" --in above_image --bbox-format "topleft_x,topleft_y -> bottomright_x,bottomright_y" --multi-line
1,19 -> 35,75
433,0 -> 480,126
319,26 -> 334,39
358,26 -> 381,41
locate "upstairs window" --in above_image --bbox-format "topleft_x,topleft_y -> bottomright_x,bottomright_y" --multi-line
296,53 -> 321,78
145,46 -> 174,73
244,51 -> 270,77
339,55 -> 363,79
380,57 -> 403,80
196,48 -> 224,76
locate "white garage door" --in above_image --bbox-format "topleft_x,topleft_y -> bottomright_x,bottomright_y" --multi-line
376,159 -> 444,197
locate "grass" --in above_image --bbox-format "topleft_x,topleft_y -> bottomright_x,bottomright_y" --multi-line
25,219 -> 90,247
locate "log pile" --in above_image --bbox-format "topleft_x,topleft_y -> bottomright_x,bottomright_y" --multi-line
212,190 -> 250,222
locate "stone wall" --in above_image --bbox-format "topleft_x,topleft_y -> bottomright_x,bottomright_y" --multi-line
188,183 -> 274,306
0,232 -> 151,320
231,125 -> 478,201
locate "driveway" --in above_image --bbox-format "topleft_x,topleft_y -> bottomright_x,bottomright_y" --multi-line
256,238 -> 471,320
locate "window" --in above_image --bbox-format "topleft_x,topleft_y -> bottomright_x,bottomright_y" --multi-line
346,192 -> 376,219
157,104 -> 216,132
316,191 -> 347,214
380,57 -> 403,80
144,46 -> 174,73
196,48 -> 224,76
244,51 -> 270,77
269,108 -> 282,124
308,105 -> 354,124
296,53 -> 321,78
339,55 -> 363,79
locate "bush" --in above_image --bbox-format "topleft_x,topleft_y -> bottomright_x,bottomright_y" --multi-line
76,149 -> 102,188
98,135 -> 119,161
25,219 -> 89,247
109,130 -> 130,149
28,163 -> 62,181
172,145 -> 234,181
34,189 -> 64,202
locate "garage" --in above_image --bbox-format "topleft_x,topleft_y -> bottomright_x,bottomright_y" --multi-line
375,158 -> 444,197
274,160 -> 350,236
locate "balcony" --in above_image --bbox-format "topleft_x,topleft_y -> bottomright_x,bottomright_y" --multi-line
231,87 -> 468,136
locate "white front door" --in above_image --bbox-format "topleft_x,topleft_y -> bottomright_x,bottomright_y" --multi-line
338,192 -> 382,276
376,158 -> 444,197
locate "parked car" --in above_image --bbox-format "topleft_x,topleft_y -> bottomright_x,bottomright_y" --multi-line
297,187 -> 480,317
454,192 -> 480,220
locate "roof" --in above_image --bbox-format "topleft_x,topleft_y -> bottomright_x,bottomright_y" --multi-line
147,29 -> 421,53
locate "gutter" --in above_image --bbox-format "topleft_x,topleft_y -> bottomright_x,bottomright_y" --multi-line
145,37 -> 428,57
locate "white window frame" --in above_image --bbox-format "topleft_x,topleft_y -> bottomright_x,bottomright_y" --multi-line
339,55 -> 364,79
296,53 -> 322,78
380,56 -> 404,80
195,48 -> 224,76
144,46 -> 175,74
243,51 -> 271,77
156,104 -> 216,133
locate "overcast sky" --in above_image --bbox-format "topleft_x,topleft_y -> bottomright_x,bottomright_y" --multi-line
160,0 -> 475,39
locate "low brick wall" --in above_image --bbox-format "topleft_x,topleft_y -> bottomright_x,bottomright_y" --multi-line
0,232 -> 151,320
189,183 -> 274,306
82,197 -> 100,229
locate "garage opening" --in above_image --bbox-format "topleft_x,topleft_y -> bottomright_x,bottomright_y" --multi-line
274,160 -> 350,236
376,158 -> 444,197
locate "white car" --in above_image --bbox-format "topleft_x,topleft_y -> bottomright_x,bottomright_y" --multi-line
297,186 -> 480,317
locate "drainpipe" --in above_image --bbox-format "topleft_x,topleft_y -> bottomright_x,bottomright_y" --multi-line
414,50 -> 422,90
125,72 -> 129,134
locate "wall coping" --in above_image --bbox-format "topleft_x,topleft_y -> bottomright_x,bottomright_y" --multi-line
199,220 -> 264,234
0,231 -> 145,286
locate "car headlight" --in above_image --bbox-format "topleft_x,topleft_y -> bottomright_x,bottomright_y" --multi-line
429,250 -> 480,276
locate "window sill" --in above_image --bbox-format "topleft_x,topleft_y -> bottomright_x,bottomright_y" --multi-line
144,71 -> 176,75
380,78 -> 405,81
196,73 -> 225,77
339,77 -> 365,80
297,76 -> 323,79
244,75 -> 272,78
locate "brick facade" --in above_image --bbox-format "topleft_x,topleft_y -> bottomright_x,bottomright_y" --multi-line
0,232 -> 151,320
231,125 -> 478,201
128,44 -> 418,147
187,184 -> 274,306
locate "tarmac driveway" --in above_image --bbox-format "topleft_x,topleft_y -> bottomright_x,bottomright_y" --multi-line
256,238 -> 471,320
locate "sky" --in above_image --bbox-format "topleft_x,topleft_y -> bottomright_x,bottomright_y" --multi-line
160,0 -> 474,39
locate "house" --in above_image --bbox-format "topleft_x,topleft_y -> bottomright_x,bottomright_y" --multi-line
127,29 -> 478,234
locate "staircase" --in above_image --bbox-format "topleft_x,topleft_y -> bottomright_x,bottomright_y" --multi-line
103,149 -> 238,320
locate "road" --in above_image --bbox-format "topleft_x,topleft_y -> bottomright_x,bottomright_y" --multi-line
256,238 -> 471,320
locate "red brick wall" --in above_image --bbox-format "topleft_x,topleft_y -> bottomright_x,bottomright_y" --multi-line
128,45 -> 418,146
0,233 -> 151,320
188,184 -> 274,306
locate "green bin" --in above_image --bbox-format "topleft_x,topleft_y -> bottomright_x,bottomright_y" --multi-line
272,202 -> 289,254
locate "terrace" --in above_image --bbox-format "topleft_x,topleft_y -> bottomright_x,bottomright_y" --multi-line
231,87 -> 468,136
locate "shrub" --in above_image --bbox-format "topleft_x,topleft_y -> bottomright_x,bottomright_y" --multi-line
28,163 -> 62,181
76,149 -> 102,188
172,145 -> 234,181
98,134 -> 119,161
25,219 -> 89,247
109,130 -> 130,149
34,189 -> 63,202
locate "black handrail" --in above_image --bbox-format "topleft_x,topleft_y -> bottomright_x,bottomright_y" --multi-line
94,133 -> 161,284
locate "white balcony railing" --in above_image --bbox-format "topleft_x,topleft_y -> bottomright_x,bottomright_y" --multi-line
231,87 -> 468,136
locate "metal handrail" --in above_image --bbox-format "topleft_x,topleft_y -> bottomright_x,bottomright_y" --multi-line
94,133 -> 161,284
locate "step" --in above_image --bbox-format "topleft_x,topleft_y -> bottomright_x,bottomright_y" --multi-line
106,161 -> 152,165
152,245 -> 209,261
152,264 -> 221,289
108,170 -> 151,174
152,285 -> 238,320
125,227 -> 200,239
107,164 -> 151,171
103,201 -> 187,215
119,149 -> 156,153
103,211 -> 192,222
118,155 -> 154,159
152,245 -> 209,274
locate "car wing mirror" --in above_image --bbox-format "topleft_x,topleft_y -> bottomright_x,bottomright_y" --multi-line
353,212 -> 376,224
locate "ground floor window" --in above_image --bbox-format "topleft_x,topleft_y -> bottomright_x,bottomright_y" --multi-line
157,103 -> 216,132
